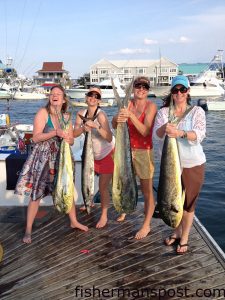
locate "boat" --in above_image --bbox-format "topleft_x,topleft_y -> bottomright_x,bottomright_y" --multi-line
9,87 -> 47,100
69,98 -> 114,107
189,50 -> 225,97
66,77 -> 126,100
0,89 -> 11,100
190,77 -> 225,97
197,97 -> 225,111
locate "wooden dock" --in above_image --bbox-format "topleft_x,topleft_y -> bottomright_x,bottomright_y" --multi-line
0,204 -> 225,300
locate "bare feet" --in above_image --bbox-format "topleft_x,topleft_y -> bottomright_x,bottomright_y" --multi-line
96,215 -> 107,229
71,221 -> 88,232
116,213 -> 126,222
135,225 -> 150,240
79,203 -> 95,212
23,232 -> 32,244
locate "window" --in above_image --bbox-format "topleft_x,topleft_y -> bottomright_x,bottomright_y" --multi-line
138,68 -> 146,74
100,70 -> 108,74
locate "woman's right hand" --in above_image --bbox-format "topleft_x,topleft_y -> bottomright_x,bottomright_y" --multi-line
56,128 -> 65,138
117,108 -> 130,123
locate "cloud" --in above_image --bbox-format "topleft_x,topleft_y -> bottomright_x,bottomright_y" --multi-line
108,48 -> 151,55
143,38 -> 158,45
179,36 -> 191,43
167,36 -> 191,44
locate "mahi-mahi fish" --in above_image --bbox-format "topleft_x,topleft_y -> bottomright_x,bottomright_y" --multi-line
112,78 -> 138,214
157,99 -> 193,228
79,112 -> 98,214
53,113 -> 75,214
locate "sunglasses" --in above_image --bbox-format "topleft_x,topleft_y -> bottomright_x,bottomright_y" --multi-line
171,86 -> 188,94
134,83 -> 150,91
86,92 -> 101,99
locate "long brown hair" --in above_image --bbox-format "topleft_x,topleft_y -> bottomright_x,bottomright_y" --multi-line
45,85 -> 68,113
161,91 -> 192,108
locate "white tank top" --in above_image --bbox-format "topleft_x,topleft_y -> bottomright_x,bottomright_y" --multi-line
82,109 -> 115,160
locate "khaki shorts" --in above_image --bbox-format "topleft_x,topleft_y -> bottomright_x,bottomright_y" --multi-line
132,149 -> 154,179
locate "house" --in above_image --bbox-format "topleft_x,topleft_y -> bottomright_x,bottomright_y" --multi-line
33,62 -> 70,87
90,58 -> 178,86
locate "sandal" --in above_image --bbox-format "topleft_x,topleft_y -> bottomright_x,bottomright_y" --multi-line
176,243 -> 189,255
164,235 -> 180,246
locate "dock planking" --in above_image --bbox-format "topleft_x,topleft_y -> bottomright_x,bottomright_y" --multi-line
0,204 -> 225,300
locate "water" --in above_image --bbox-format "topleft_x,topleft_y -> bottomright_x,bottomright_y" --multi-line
0,98 -> 225,252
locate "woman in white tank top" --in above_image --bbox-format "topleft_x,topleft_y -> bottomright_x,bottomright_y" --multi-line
73,87 -> 115,228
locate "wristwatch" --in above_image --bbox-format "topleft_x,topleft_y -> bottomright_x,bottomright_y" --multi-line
182,131 -> 188,139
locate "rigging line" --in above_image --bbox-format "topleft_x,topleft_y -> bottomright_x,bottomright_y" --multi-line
4,0 -> 8,61
16,0 -> 43,73
13,0 -> 27,68
22,61 -> 39,77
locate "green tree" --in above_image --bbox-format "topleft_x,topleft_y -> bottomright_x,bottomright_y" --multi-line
77,73 -> 90,87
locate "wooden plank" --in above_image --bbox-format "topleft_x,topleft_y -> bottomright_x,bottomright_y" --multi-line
0,205 -> 224,300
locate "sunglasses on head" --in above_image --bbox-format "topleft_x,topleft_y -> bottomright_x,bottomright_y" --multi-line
171,86 -> 188,94
134,82 -> 150,91
86,92 -> 101,99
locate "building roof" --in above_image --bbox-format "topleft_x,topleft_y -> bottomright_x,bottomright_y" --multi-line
178,63 -> 209,76
37,62 -> 67,72
91,57 -> 177,69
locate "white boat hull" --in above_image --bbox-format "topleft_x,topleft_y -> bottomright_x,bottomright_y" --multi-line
190,87 -> 224,97
67,88 -> 125,99
207,101 -> 225,111
0,92 -> 11,100
13,92 -> 47,100
70,99 -> 114,107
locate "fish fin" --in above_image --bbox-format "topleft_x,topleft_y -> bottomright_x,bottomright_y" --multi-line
111,78 -> 122,108
123,78 -> 134,107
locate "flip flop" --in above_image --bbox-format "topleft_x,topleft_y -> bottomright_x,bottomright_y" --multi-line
176,243 -> 189,255
164,235 -> 180,246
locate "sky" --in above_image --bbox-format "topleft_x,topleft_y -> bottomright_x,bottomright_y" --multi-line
1,0 -> 225,79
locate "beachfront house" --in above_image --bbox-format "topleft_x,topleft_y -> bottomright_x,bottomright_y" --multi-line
90,57 -> 178,86
33,62 -> 70,87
